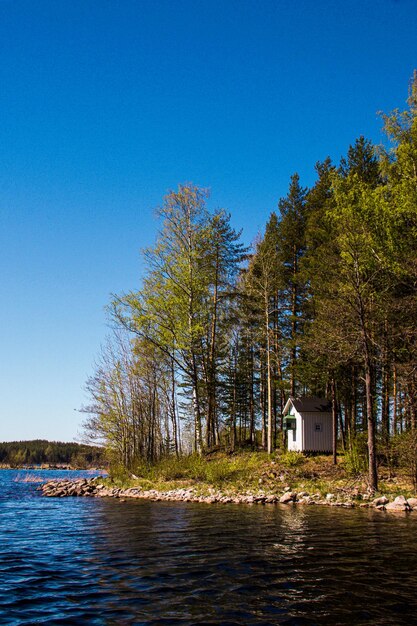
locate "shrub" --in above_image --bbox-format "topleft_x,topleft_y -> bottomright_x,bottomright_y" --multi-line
391,431 -> 417,490
344,435 -> 368,476
280,451 -> 305,467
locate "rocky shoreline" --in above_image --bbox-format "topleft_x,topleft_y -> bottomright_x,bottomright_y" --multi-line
38,477 -> 417,512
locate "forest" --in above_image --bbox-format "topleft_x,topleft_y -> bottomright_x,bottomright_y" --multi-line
82,73 -> 417,492
0,440 -> 105,468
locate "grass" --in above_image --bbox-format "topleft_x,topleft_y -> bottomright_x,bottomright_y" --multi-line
104,449 -> 417,500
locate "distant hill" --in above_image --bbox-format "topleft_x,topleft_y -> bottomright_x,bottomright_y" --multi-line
0,439 -> 106,468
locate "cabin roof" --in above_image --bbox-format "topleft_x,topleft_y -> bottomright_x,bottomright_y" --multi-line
284,396 -> 332,415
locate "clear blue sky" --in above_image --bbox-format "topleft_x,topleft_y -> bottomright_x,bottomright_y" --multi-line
0,0 -> 416,442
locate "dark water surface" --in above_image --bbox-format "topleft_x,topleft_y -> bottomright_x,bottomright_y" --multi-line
1,471 -> 416,625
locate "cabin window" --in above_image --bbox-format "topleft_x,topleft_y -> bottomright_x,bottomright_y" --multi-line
315,423 -> 322,432
292,429 -> 296,442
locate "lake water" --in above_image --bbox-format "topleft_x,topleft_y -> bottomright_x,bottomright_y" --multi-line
1,470 -> 416,625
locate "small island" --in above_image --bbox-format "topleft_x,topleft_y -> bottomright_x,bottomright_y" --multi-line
39,445 -> 416,513
76,74 -> 417,506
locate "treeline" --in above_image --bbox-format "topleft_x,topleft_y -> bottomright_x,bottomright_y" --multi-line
0,440 -> 105,468
83,73 -> 417,490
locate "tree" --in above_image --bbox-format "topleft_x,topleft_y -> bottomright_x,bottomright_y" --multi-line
113,184 -> 245,453
379,71 -> 417,433
277,174 -> 308,395
82,330 -> 169,467
244,213 -> 282,453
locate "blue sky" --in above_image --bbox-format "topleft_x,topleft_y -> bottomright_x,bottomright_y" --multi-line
0,0 -> 416,442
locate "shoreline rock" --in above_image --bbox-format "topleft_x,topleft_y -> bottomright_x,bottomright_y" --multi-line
37,478 -> 417,513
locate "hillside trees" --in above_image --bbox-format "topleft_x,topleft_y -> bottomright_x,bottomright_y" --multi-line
0,440 -> 104,467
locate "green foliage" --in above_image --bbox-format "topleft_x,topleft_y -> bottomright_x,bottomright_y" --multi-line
280,451 -> 305,468
130,452 -> 266,488
390,431 -> 417,489
343,436 -> 369,476
108,462 -> 133,483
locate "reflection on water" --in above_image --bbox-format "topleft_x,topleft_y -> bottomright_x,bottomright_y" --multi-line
0,470 -> 416,624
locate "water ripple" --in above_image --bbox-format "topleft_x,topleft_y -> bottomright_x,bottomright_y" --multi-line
0,470 -> 416,624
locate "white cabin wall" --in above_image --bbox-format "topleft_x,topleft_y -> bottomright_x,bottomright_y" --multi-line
302,412 -> 332,452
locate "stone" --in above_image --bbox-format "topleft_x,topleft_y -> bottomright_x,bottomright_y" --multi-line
280,492 -> 296,504
265,495 -> 278,503
385,496 -> 411,512
407,497 -> 417,509
372,496 -> 389,507
326,493 -> 335,501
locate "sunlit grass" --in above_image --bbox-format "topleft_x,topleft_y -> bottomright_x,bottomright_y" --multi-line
105,449 -> 417,498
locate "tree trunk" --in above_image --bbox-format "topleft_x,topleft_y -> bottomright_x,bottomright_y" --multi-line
260,364 -> 267,450
364,353 -> 378,491
248,346 -> 255,447
265,296 -> 273,454
393,366 -> 398,435
331,377 -> 337,465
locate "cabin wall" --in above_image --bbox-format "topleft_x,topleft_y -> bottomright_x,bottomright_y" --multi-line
302,412 -> 332,452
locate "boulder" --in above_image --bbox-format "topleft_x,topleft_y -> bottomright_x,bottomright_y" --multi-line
407,497 -> 417,509
372,495 -> 389,507
385,496 -> 411,512
280,492 -> 296,504
265,495 -> 278,503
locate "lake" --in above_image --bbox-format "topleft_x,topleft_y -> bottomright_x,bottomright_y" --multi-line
1,470 -> 416,625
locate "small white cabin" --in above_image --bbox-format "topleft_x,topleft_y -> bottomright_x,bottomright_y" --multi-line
283,396 -> 332,453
